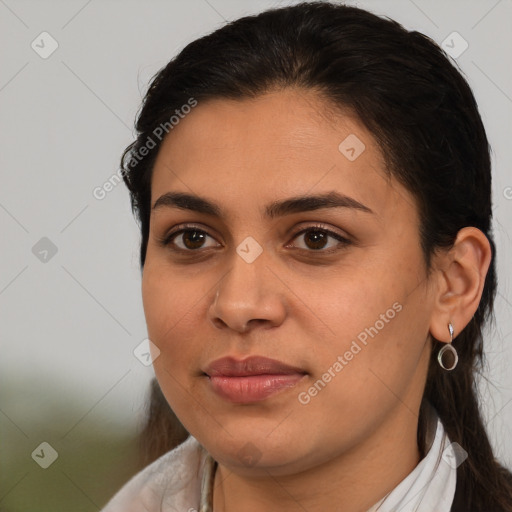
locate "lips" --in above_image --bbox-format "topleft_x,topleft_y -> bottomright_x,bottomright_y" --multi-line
204,356 -> 306,377
203,356 -> 307,403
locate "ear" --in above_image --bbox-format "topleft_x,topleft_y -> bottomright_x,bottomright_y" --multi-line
429,227 -> 492,342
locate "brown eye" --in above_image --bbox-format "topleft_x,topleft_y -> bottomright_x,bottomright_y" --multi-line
302,230 -> 329,250
289,226 -> 351,253
180,230 -> 207,250
164,228 -> 220,251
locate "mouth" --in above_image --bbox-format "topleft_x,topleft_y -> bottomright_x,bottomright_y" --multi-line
203,355 -> 308,404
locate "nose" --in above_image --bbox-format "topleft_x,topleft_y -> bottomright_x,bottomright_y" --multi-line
208,250 -> 287,334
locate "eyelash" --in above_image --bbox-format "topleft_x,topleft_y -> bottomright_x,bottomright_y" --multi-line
158,223 -> 352,255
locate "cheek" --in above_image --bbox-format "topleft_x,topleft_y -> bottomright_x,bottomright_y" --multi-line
141,262 -> 200,360
141,264 -> 206,419
303,265 -> 402,349
303,255 -> 426,392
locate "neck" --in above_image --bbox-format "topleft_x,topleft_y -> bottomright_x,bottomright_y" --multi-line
212,406 -> 421,512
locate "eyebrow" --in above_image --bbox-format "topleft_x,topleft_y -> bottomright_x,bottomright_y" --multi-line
152,191 -> 374,218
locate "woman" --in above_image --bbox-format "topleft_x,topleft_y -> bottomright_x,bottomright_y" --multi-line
100,2 -> 512,511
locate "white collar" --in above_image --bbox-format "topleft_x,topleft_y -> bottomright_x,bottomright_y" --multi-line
367,408 -> 457,512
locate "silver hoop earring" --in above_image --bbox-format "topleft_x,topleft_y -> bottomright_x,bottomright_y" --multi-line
438,322 -> 458,371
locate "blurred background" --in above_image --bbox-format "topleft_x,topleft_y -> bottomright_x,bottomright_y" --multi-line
1,0 -> 511,510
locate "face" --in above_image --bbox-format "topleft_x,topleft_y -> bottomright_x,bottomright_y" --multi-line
142,89 -> 435,476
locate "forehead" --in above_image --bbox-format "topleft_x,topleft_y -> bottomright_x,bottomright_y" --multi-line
150,89 -> 412,222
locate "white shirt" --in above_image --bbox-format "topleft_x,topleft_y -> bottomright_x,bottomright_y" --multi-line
100,409 -> 457,512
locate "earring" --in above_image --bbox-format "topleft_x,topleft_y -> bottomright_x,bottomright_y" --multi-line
438,322 -> 458,371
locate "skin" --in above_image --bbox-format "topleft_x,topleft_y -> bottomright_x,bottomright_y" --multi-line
142,88 -> 491,512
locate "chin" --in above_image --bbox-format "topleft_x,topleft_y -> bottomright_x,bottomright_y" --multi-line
198,426 -> 308,470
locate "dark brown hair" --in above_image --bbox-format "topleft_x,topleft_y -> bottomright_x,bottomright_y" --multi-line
124,3 -> 512,510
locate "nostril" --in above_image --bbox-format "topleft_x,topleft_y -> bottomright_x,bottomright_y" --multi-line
212,317 -> 228,329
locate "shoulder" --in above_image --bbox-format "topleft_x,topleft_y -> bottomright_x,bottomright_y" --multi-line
100,435 -> 205,512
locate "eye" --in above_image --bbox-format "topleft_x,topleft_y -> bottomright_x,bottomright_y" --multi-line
158,223 -> 351,255
287,225 -> 351,253
160,226 -> 220,252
